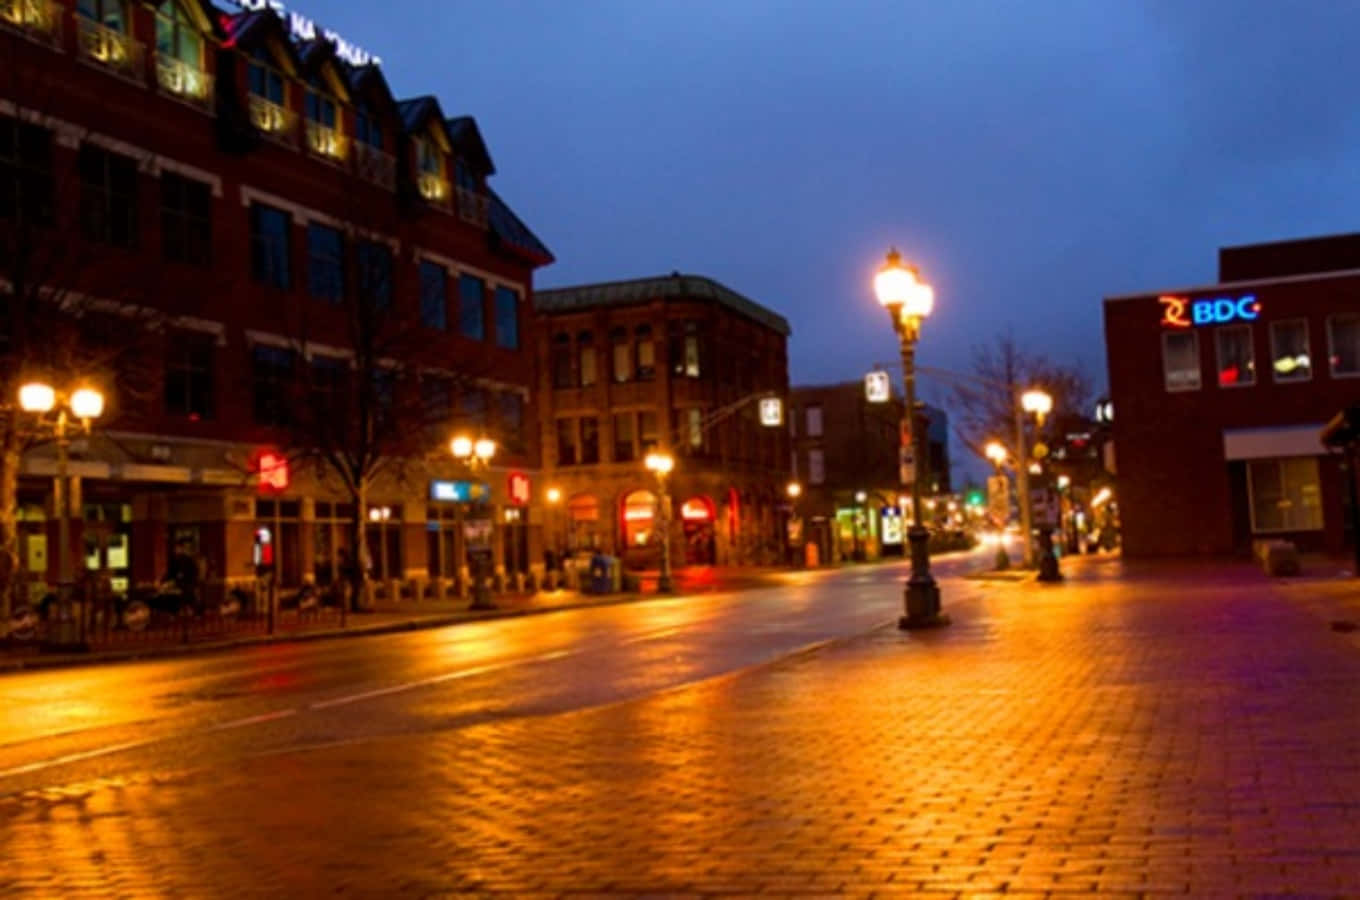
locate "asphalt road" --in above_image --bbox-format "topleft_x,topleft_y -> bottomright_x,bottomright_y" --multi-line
0,547 -> 997,799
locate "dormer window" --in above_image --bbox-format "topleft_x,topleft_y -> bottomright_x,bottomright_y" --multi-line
248,50 -> 293,138
154,1 -> 211,107
352,104 -> 394,188
356,106 -> 382,150
76,0 -> 141,77
453,157 -> 487,226
77,0 -> 125,31
455,159 -> 477,192
304,85 -> 345,160
415,136 -> 449,207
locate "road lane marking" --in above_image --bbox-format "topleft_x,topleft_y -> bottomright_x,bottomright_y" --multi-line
0,737 -> 162,778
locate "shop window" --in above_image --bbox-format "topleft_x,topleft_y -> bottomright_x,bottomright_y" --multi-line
1328,313 -> 1360,377
578,332 -> 597,387
1162,331 -> 1200,391
79,144 -> 138,248
356,241 -> 393,308
808,449 -> 825,485
250,202 -> 291,289
1269,319 -> 1311,383
556,418 -> 578,466
622,489 -> 657,547
611,327 -> 631,383
307,224 -> 345,302
419,261 -> 447,330
806,405 -> 823,437
164,332 -> 214,420
1248,457 -> 1323,533
160,172 -> 211,266
613,412 -> 635,462
494,286 -> 519,349
1215,324 -> 1255,387
251,344 -> 295,426
458,273 -> 485,339
635,325 -> 656,380
580,416 -> 600,464
0,116 -> 55,226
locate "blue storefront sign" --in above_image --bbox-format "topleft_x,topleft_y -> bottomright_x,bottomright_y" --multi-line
429,480 -> 490,502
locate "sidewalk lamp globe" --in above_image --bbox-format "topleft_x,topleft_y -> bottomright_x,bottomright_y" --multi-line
546,487 -> 562,504
874,249 -> 934,319
71,387 -> 105,421
1021,389 -> 1053,421
18,382 -> 55,413
644,451 -> 674,475
985,441 -> 1007,467
450,435 -> 473,459
474,438 -> 496,461
787,482 -> 802,499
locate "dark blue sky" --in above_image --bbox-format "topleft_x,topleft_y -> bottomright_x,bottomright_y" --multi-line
317,0 -> 1359,408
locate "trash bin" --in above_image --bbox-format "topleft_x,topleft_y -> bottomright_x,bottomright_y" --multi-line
588,552 -> 611,594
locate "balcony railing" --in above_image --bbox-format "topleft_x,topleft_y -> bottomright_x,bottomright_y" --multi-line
417,172 -> 452,211
354,143 -> 396,190
249,95 -> 296,144
305,121 -> 348,163
155,56 -> 213,111
455,186 -> 489,228
0,0 -> 62,49
76,16 -> 143,82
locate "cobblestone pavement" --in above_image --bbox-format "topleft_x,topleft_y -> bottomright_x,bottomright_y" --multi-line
3,556 -> 1360,897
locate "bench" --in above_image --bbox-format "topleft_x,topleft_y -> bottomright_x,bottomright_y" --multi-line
1254,539 -> 1301,577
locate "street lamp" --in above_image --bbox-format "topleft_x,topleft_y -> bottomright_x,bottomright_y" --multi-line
1017,388 -> 1061,581
18,380 -> 105,647
450,432 -> 497,608
984,441 -> 1007,472
874,248 -> 945,629
644,450 -> 675,593
1021,389 -> 1053,425
545,486 -> 564,578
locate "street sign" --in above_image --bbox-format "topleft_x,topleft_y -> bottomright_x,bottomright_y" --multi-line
865,370 -> 891,403
759,396 -> 783,427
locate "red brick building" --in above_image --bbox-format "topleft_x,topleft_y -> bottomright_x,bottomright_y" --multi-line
1104,233 -> 1360,558
533,274 -> 792,569
1,1 -> 553,608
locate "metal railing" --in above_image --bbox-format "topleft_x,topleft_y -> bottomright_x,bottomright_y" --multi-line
417,172 -> 452,210
456,186 -> 489,227
249,95 -> 296,143
75,16 -> 143,82
305,121 -> 348,162
353,143 -> 396,189
0,0 -> 62,48
155,56 -> 213,110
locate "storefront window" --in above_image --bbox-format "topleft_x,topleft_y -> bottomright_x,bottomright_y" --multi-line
1248,457 -> 1323,533
1162,331 -> 1200,391
566,493 -> 600,551
622,489 -> 657,547
425,504 -> 460,579
1270,319 -> 1311,382
1328,313 -> 1360,377
1215,324 -> 1255,387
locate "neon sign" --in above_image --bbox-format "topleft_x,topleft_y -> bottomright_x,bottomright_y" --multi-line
507,472 -> 531,507
257,451 -> 289,493
1160,294 -> 1261,329
224,0 -> 382,66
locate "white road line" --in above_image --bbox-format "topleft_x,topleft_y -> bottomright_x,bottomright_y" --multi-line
0,737 -> 162,778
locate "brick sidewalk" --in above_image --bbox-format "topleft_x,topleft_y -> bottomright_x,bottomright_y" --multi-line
5,559 -> 1360,896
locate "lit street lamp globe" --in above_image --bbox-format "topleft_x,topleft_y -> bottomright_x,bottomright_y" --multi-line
1021,389 -> 1053,420
18,382 -> 56,414
450,435 -> 473,459
644,451 -> 674,475
70,387 -> 105,421
984,441 -> 1007,466
786,482 -> 802,499
874,249 -> 934,319
474,438 -> 496,461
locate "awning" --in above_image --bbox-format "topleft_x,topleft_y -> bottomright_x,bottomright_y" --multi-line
1223,424 -> 1328,461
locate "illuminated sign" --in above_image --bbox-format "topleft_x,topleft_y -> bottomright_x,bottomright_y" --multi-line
507,472 -> 531,506
681,499 -> 712,521
758,396 -> 784,427
224,0 -> 382,66
257,451 -> 289,493
623,507 -> 654,521
865,370 -> 891,403
430,480 -> 489,503
1160,294 -> 1260,329
880,507 -> 904,545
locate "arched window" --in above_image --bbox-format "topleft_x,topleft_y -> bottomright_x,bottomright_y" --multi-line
622,490 -> 657,548
155,1 -> 200,66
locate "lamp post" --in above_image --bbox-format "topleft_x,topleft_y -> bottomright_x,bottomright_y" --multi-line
545,486 -> 563,577
451,432 -> 497,608
18,381 -> 104,647
1019,389 -> 1060,580
786,481 -> 802,566
644,450 -> 674,593
874,248 -> 946,629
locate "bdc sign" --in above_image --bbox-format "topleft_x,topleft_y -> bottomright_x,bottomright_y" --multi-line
1159,294 -> 1261,329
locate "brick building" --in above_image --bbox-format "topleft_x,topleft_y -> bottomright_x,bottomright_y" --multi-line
533,273 -> 792,570
1,1 -> 553,608
1104,233 -> 1360,558
788,381 -> 949,564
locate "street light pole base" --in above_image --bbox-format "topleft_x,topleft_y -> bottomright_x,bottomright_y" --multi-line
656,575 -> 674,593
899,610 -> 951,630
900,577 -> 948,630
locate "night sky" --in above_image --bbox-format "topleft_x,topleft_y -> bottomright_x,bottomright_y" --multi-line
313,0 -> 1359,408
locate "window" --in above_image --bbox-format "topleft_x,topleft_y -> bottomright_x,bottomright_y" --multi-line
458,274 -> 484,339
578,332 -> 597,387
372,368 -> 395,429
1215,324 -> 1255,387
355,106 -> 383,150
791,449 -> 799,480
248,51 -> 285,104
79,144 -> 138,248
310,354 -> 348,420
494,286 -> 518,349
1248,457 -> 1323,533
1328,314 -> 1360,377
251,344 -> 295,426
304,90 -> 337,128
307,224 -> 344,302
499,392 -> 524,445
77,0 -> 125,30
356,241 -> 393,308
0,117 -> 54,225
461,388 -> 488,427
556,419 -> 577,466
808,449 -> 825,485
416,137 -> 441,176
639,410 -> 659,454
613,413 -> 635,462
805,405 -> 823,437
1270,320 -> 1311,383
160,173 -> 211,265
155,1 -> 201,67
551,333 -> 573,390
635,325 -> 655,380
164,332 -> 214,420
580,417 -> 600,464
455,158 -> 477,192
669,321 -> 702,377
421,374 -> 452,423
419,261 -> 447,330
611,327 -> 632,383
686,407 -> 703,449
250,203 -> 291,289
1162,331 -> 1201,391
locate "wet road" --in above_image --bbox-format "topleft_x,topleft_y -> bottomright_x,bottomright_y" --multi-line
0,548 -> 995,798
